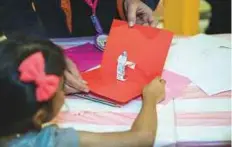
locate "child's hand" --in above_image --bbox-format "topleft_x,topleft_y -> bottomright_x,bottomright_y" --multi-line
143,77 -> 166,104
64,58 -> 89,94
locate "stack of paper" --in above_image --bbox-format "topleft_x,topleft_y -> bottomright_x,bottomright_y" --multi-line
165,34 -> 231,95
64,43 -> 103,72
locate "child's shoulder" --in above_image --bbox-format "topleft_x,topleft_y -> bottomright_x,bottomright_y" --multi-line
6,125 -> 79,147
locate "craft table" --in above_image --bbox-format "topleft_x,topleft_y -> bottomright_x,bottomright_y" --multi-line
52,34 -> 231,147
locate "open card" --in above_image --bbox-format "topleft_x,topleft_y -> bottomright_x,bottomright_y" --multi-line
82,20 -> 173,104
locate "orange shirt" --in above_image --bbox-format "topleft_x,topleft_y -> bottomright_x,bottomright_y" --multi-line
61,0 -> 72,32
61,0 -> 125,33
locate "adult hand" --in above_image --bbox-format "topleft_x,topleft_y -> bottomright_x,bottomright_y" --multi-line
64,58 -> 89,94
124,0 -> 157,27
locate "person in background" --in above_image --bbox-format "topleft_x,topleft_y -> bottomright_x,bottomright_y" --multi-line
70,0 -> 160,36
0,0 -> 160,38
205,0 -> 231,34
0,37 -> 165,147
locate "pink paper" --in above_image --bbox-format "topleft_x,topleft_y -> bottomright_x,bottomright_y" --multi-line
161,70 -> 191,104
64,43 -> 103,72
129,70 -> 191,105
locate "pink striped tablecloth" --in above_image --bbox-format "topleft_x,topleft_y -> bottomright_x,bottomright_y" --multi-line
52,35 -> 231,147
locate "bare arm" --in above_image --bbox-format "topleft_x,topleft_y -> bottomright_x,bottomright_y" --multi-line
78,77 -> 165,147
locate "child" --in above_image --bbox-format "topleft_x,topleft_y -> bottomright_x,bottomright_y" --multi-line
0,37 -> 166,147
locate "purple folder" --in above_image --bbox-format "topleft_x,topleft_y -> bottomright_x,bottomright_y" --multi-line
64,43 -> 103,72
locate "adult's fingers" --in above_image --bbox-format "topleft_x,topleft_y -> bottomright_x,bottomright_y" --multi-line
127,1 -> 138,27
142,23 -> 149,26
64,70 -> 89,92
64,84 -> 80,94
148,14 -> 157,28
65,58 -> 82,79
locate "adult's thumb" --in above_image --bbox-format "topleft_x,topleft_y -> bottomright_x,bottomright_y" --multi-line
127,2 -> 138,27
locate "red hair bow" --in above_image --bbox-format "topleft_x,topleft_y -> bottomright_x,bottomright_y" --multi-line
18,52 -> 60,102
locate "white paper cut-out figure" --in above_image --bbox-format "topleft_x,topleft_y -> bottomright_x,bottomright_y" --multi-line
117,51 -> 128,81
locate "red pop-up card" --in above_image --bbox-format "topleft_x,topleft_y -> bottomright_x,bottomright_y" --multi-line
82,20 -> 173,104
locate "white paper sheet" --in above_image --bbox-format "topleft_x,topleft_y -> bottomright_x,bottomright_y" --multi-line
165,34 -> 231,95
183,34 -> 231,49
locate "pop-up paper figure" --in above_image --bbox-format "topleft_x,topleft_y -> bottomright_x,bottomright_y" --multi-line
117,51 -> 127,81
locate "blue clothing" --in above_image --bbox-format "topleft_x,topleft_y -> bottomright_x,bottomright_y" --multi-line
144,0 -> 160,10
0,125 -> 79,147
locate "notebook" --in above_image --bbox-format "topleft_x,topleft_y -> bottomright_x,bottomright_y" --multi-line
82,20 -> 173,104
64,43 -> 103,72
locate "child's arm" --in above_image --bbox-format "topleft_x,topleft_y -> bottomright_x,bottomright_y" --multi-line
78,77 -> 165,147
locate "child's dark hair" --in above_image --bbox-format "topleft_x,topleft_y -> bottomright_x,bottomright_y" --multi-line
0,36 -> 66,136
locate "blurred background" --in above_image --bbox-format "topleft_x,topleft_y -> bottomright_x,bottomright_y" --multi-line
153,0 -> 231,35
0,0 -> 231,41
